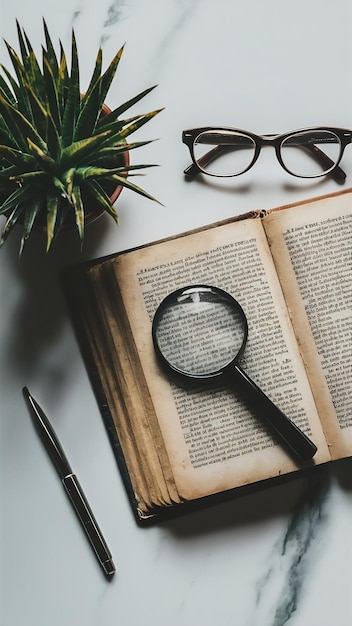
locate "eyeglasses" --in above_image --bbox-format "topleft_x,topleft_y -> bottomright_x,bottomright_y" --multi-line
182,127 -> 352,184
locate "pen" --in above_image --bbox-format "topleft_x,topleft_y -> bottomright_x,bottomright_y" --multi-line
22,387 -> 116,577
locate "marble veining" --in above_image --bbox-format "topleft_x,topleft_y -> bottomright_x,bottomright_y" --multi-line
101,0 -> 130,43
147,0 -> 202,60
1,1 -> 351,625
252,473 -> 330,626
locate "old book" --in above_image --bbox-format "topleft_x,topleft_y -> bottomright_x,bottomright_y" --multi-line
64,188 -> 352,522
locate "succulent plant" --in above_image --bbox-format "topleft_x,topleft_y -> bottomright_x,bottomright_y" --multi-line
0,20 -> 161,252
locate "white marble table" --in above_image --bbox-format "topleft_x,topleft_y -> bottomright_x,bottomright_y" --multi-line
1,1 -> 351,625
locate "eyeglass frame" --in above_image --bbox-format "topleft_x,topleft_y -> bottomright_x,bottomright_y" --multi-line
182,126 -> 352,184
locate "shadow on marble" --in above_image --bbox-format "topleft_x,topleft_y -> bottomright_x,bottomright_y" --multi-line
182,171 -> 328,197
162,462 -> 350,538
1,212 -> 111,400
333,457 -> 352,491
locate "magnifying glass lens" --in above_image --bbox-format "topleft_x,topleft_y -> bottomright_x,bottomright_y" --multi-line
153,285 -> 317,460
154,286 -> 247,376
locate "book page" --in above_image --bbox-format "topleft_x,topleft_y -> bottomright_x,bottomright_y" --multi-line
263,190 -> 352,459
113,217 -> 330,502
83,264 -> 180,513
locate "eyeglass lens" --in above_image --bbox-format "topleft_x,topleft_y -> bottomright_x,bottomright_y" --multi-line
280,130 -> 341,177
193,129 -> 342,178
193,130 -> 256,176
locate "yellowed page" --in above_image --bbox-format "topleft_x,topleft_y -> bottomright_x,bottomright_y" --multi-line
84,264 -> 180,511
114,217 -> 330,502
263,190 -> 352,459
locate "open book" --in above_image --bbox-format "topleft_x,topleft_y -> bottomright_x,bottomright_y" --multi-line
64,188 -> 352,521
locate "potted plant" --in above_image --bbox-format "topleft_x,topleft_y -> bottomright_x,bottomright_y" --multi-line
0,20 -> 162,253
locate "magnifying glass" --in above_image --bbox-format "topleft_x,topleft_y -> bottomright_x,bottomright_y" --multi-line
152,285 -> 317,461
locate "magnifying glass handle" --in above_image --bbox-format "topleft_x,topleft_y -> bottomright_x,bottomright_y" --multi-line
229,364 -> 317,461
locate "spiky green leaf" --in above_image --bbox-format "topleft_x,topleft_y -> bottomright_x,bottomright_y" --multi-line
74,46 -> 124,141
75,164 -> 156,181
0,70 -> 18,106
57,43 -> 69,114
106,173 -> 161,203
9,171 -> 49,184
97,86 -> 157,129
0,183 -> 34,214
45,192 -> 59,251
24,50 -> 45,101
0,144 -> 35,170
90,140 -> 152,164
82,47 -> 102,103
105,109 -> 163,144
84,179 -> 118,222
0,203 -> 24,246
61,32 -> 80,147
43,19 -> 59,79
0,93 -> 47,152
42,56 -> 61,131
1,46 -> 32,121
71,183 -> 84,241
62,167 -> 74,196
16,20 -> 29,64
92,113 -> 144,136
27,137 -> 56,171
59,131 -> 111,169
22,79 -> 48,137
3,40 -> 26,90
99,45 -> 124,106
0,164 -> 18,180
52,175 -> 71,201
19,197 -> 43,254
45,108 -> 62,160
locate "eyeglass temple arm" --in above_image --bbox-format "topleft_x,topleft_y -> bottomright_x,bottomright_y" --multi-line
183,145 -> 233,176
183,142 -> 346,184
300,143 -> 346,183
